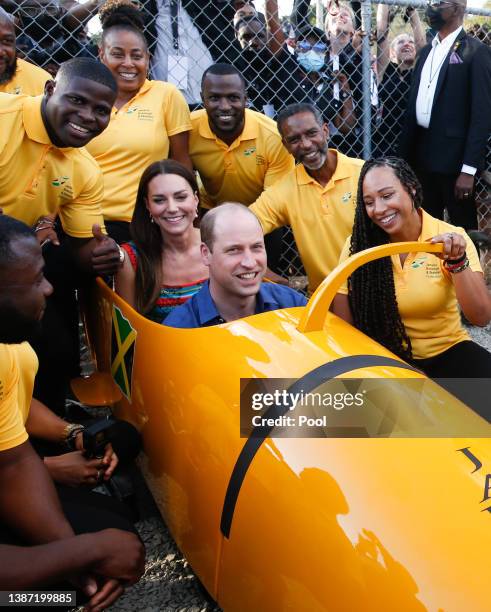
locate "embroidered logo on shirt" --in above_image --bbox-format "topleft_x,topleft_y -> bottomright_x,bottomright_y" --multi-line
125,106 -> 139,114
51,176 -> 69,187
341,192 -> 352,203
256,155 -> 265,166
426,262 -> 441,278
244,147 -> 256,156
137,109 -> 154,121
411,255 -> 427,269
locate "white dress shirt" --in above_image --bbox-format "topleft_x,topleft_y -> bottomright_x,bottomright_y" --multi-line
416,26 -> 462,128
415,26 -> 475,175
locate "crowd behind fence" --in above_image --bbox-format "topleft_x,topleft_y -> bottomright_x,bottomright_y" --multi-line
4,0 -> 491,283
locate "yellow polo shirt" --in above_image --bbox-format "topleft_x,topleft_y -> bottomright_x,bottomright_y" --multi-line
250,150 -> 363,292
0,58 -> 51,96
189,108 -> 294,208
86,80 -> 191,222
337,210 -> 482,359
0,343 -> 37,452
0,94 -> 105,237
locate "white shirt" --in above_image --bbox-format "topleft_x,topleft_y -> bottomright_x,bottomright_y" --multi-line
151,0 -> 212,105
416,26 -> 462,129
415,26 -> 475,175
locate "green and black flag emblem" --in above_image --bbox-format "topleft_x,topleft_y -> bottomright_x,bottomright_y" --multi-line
111,306 -> 137,401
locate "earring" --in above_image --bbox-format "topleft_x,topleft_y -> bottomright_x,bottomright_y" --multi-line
195,206 -> 199,219
149,211 -> 155,224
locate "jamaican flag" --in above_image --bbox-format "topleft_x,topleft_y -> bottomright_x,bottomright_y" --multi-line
111,306 -> 137,401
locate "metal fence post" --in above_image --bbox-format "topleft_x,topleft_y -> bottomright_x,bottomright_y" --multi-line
361,0 -> 373,160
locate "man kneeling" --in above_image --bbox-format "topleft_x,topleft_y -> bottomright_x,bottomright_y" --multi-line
164,203 -> 307,328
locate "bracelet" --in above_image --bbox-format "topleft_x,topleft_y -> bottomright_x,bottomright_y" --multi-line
62,423 -> 85,449
445,257 -> 470,274
34,224 -> 54,233
445,252 -> 467,266
34,218 -> 56,233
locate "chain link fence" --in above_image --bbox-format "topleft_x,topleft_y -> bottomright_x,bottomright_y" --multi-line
5,0 -> 491,285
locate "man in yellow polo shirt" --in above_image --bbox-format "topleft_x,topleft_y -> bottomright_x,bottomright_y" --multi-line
190,64 -> 294,208
0,7 -> 51,96
0,214 -> 145,603
250,102 -> 364,292
190,63 -> 294,271
0,56 -> 124,412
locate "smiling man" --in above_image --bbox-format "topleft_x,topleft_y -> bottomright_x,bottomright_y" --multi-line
189,63 -> 294,273
190,63 -> 294,209
0,7 -> 51,95
164,203 -> 306,328
250,102 -> 363,293
0,56 -> 122,413
0,56 -> 120,270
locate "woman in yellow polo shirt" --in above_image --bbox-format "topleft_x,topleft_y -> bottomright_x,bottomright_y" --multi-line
86,1 -> 192,243
115,160 -> 208,322
332,157 -> 491,379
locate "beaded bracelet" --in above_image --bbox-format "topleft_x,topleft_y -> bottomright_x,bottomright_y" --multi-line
445,252 -> 467,266
444,257 -> 470,274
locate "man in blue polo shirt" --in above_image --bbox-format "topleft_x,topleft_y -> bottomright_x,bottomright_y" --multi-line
164,203 -> 307,328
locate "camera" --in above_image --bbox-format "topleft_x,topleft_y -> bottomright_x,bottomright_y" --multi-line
83,418 -> 117,458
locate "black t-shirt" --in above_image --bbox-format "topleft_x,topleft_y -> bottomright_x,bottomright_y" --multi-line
375,62 -> 413,157
239,48 -> 311,116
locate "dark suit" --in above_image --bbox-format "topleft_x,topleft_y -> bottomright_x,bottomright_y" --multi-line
399,29 -> 491,229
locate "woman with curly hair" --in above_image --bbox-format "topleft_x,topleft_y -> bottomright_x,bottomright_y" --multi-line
115,160 -> 208,322
86,0 -> 192,244
332,157 -> 491,378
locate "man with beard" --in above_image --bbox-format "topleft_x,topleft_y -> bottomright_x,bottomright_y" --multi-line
250,103 -> 363,293
0,7 -> 51,95
0,214 -> 145,607
189,63 -> 294,272
399,0 -> 491,230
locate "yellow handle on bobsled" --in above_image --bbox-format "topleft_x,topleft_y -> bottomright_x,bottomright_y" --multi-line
298,241 -> 444,333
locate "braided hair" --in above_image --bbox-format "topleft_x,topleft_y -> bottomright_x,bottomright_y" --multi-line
348,157 -> 424,361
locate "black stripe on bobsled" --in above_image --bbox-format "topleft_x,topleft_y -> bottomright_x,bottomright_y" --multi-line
220,355 -> 420,538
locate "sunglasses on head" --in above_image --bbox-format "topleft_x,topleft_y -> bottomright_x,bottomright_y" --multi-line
297,41 -> 328,53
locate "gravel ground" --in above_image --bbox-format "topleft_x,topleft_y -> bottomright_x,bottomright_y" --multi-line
85,323 -> 491,611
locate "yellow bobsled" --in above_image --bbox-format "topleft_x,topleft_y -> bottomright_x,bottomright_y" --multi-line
74,243 -> 491,612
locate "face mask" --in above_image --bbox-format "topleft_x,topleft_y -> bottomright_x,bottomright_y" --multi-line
298,50 -> 325,73
425,7 -> 446,30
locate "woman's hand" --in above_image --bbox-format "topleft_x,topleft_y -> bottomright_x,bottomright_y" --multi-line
429,232 -> 466,261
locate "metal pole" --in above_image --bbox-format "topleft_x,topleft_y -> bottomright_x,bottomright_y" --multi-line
361,0 -> 372,160
315,0 -> 324,29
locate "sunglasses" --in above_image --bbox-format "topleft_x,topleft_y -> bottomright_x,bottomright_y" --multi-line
427,0 -> 455,7
19,5 -> 60,18
297,41 -> 328,53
